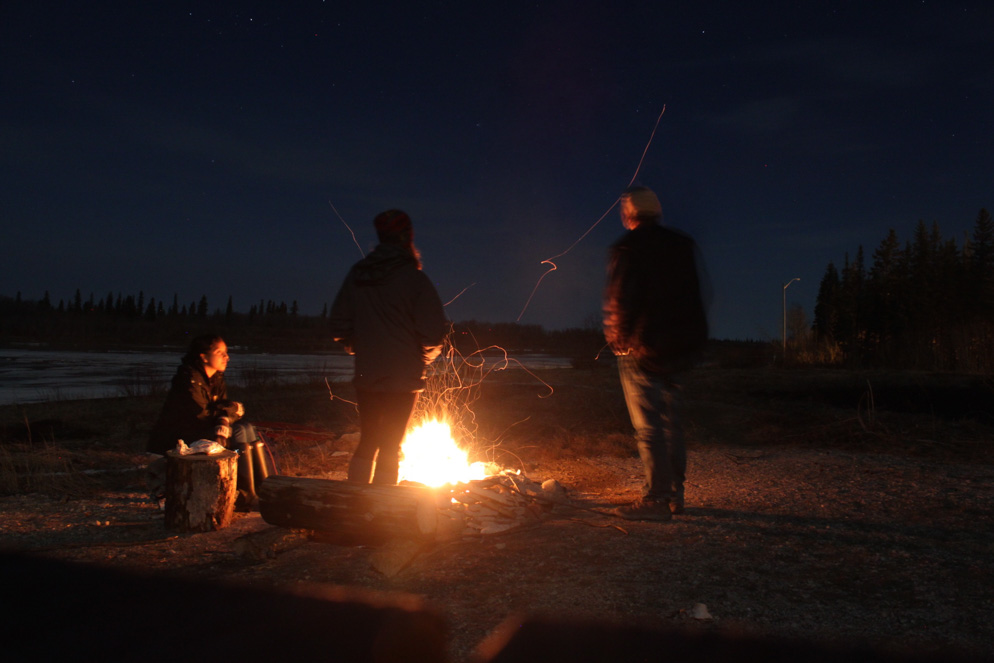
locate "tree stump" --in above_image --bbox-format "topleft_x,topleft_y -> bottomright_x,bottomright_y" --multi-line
259,476 -> 444,544
164,449 -> 238,531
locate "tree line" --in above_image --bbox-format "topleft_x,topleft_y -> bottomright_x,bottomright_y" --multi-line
0,290 -> 335,352
810,208 -> 994,372
0,291 -> 609,357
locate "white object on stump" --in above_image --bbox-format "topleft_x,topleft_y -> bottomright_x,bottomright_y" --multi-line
164,449 -> 238,532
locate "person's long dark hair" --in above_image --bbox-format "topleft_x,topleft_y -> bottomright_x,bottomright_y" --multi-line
182,334 -> 224,365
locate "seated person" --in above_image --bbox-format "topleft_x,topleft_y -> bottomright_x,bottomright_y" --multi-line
147,334 -> 264,506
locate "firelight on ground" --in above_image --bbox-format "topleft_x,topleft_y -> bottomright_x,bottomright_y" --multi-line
398,419 -> 489,487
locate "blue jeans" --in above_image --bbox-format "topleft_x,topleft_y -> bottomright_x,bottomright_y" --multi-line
617,355 -> 686,503
230,420 -> 258,448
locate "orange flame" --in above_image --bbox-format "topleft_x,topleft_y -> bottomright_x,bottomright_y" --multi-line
398,419 -> 489,487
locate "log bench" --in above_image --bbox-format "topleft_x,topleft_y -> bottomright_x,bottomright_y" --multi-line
259,476 -> 445,545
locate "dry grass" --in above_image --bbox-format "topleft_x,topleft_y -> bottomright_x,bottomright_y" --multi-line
1,365 -> 991,497
0,442 -> 87,495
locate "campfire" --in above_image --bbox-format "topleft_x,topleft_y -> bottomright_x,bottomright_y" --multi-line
257,416 -> 566,543
394,417 -> 561,536
397,419 -> 491,487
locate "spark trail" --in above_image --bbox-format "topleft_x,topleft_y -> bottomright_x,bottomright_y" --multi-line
444,282 -> 476,307
516,105 -> 667,322
329,200 -> 365,258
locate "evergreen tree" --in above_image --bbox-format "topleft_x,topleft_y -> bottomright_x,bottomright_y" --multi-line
969,208 -> 994,316
836,248 -> 866,360
865,229 -> 906,361
813,262 -> 840,339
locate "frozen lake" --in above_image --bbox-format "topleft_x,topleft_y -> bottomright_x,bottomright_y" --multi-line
0,348 -> 571,405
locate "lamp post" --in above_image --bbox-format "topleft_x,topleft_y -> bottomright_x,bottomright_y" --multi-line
782,277 -> 800,355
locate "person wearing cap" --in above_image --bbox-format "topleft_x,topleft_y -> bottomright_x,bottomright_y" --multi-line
603,186 -> 709,521
330,209 -> 448,484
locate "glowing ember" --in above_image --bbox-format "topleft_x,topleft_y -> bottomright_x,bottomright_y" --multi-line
398,419 -> 489,487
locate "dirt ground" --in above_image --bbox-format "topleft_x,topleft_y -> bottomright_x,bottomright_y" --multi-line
3,442 -> 993,662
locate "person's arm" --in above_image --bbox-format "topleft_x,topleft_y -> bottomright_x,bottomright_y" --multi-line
329,274 -> 356,354
603,246 -> 639,355
414,273 -> 448,364
206,377 -> 241,444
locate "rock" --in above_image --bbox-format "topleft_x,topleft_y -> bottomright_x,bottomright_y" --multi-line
691,603 -> 713,620
541,479 -> 566,501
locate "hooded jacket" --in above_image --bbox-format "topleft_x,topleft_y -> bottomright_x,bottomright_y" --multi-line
147,360 -> 243,454
603,222 -> 708,374
330,243 -> 448,392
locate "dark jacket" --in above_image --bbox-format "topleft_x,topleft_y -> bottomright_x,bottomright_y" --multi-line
329,243 -> 448,392
603,222 -> 708,374
146,360 -> 242,454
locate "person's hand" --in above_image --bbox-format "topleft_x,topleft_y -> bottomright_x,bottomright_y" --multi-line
215,416 -> 231,442
233,402 -> 245,418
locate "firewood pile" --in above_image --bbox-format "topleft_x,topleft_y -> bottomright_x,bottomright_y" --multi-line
431,471 -> 566,538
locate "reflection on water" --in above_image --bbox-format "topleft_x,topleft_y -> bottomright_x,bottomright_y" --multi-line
0,349 -> 571,405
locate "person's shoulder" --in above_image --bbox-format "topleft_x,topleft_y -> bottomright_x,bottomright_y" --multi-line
610,230 -> 637,250
412,268 -> 442,293
644,223 -> 697,249
646,222 -> 693,241
177,362 -> 208,385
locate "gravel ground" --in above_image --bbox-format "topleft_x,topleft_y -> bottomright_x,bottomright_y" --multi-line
3,444 -> 993,662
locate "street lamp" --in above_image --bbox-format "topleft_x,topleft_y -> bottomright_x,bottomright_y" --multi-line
782,277 -> 800,355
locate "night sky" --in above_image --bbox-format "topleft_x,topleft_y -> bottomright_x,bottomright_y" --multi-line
3,2 -> 992,341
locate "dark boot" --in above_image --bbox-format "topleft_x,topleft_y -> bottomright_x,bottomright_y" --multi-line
235,440 -> 258,510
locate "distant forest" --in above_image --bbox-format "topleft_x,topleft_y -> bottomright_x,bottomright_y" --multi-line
808,208 -> 994,372
14,204 -> 991,373
0,290 -> 609,358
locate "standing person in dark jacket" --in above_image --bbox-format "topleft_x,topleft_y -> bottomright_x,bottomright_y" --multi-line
330,209 -> 448,485
604,186 -> 708,521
